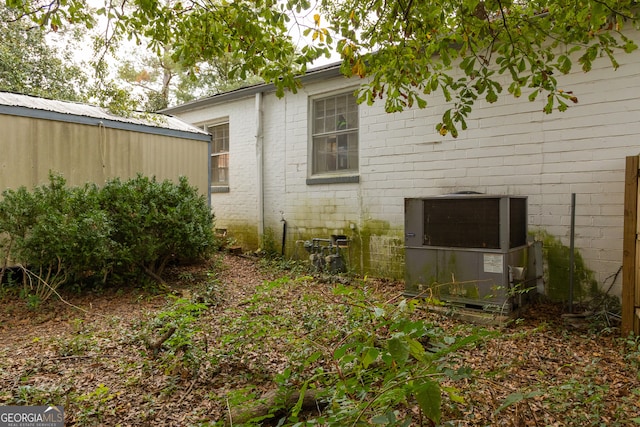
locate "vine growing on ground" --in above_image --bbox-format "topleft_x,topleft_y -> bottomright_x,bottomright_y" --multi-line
238,280 -> 493,426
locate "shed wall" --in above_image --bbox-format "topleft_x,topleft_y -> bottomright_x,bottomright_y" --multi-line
0,115 -> 209,197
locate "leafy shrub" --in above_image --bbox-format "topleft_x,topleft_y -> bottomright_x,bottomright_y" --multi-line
0,175 -> 114,301
99,174 -> 217,280
0,173 -> 217,301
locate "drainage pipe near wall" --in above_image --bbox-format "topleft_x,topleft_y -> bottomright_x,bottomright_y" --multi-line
281,213 -> 287,256
569,193 -> 576,313
255,92 -> 265,239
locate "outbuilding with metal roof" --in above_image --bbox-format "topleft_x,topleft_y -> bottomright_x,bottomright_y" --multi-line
0,91 -> 211,202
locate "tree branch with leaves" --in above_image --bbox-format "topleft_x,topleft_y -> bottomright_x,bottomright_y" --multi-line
4,0 -> 638,135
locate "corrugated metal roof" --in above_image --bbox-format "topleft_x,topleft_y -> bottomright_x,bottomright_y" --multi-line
0,91 -> 210,141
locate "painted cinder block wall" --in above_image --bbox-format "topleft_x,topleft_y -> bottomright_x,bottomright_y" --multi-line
169,47 -> 640,298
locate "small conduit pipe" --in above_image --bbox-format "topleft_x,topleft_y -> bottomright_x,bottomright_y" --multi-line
569,193 -> 576,313
281,213 -> 287,256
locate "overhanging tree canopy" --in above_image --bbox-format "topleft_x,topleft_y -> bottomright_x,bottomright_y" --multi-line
5,0 -> 639,136
0,4 -> 88,101
328,0 -> 639,136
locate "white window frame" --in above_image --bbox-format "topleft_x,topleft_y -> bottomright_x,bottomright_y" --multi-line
308,90 -> 359,184
205,121 -> 230,192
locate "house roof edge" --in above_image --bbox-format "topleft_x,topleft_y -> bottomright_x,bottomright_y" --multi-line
161,61 -> 344,114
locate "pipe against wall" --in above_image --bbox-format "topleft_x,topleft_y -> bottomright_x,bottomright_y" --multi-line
281,219 -> 287,256
569,193 -> 576,313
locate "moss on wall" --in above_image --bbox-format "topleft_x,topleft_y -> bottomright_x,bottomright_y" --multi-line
358,219 -> 388,272
229,220 -> 601,304
361,219 -> 405,279
534,230 -> 599,303
224,223 -> 260,250
283,219 -> 404,279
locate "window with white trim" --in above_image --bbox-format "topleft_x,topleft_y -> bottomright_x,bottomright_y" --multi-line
311,92 -> 358,175
209,123 -> 229,187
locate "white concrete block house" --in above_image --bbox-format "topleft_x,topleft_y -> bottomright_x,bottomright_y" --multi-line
164,46 -> 640,299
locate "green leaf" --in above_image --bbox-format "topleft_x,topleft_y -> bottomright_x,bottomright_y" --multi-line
513,86 -> 521,98
387,337 -> 409,367
495,390 -> 542,414
414,379 -> 441,423
362,347 -> 379,368
557,55 -> 572,74
557,99 -> 568,112
442,385 -> 465,403
371,414 -> 389,424
624,40 -> 638,54
543,95 -> 554,114
496,392 -> 524,413
371,411 -> 397,424
407,337 -> 426,362
291,382 -> 308,416
305,351 -> 323,366
430,77 -> 439,92
334,342 -> 351,360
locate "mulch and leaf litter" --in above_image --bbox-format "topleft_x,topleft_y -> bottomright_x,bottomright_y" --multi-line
0,253 -> 638,426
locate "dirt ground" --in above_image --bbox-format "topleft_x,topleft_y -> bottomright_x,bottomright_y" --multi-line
0,254 -> 638,426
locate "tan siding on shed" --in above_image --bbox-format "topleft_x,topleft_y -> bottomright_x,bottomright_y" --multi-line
0,115 -> 209,197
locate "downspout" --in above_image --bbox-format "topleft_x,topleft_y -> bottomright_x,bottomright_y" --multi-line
256,92 -> 265,241
205,125 -> 212,208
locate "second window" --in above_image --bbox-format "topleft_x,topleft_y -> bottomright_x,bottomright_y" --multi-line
312,92 -> 358,175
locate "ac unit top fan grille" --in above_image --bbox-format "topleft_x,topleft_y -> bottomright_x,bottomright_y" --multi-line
422,197 -> 527,249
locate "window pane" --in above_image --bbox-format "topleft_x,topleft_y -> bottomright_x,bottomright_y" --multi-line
209,122 -> 229,186
314,116 -> 324,134
211,153 -> 229,185
313,99 -> 325,132
313,132 -> 358,174
347,133 -> 359,170
311,93 -> 358,175
346,110 -> 357,130
211,123 -> 229,155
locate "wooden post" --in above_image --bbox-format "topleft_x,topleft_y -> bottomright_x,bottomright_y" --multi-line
622,155 -> 639,335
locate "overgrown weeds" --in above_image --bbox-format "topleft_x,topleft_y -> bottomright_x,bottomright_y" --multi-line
0,255 -> 639,426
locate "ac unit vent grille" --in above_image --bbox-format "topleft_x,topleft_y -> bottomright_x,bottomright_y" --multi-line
423,198 -> 500,248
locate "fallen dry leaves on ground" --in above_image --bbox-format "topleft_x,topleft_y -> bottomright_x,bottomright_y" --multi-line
0,253 -> 638,426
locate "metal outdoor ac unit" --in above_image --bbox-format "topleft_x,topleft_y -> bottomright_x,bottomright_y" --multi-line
404,194 -> 533,312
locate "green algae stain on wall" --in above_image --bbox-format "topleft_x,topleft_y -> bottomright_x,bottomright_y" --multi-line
224,223 -> 260,250
282,218 -> 405,279
536,231 -> 599,303
358,219 -> 404,279
284,226 -> 361,276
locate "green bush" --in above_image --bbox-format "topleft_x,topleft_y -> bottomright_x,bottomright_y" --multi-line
99,174 -> 216,280
0,175 -> 114,301
0,173 -> 217,302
